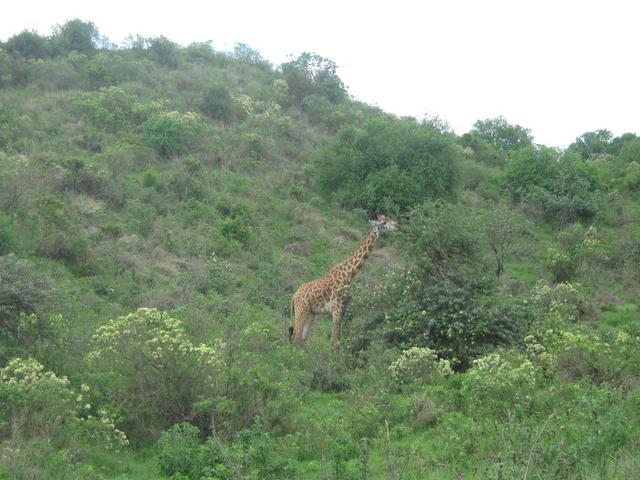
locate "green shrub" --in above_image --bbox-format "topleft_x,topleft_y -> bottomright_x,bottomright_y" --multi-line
99,222 -> 124,238
86,308 -> 225,440
0,357 -> 127,449
75,86 -> 137,132
0,212 -> 14,254
503,147 -> 603,225
351,268 -> 530,369
0,255 -> 54,332
220,217 -> 251,245
4,30 -> 49,59
312,116 -> 459,215
543,328 -> 613,383
401,201 -> 486,280
147,36 -> 180,68
142,111 -> 203,157
36,195 -> 88,266
461,351 -> 540,415
201,84 -> 244,123
156,422 -> 202,478
389,346 -> 453,385
546,225 -> 607,283
50,19 -> 99,57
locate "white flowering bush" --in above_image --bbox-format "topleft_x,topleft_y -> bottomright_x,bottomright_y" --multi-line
86,308 -> 224,439
543,328 -> 611,382
0,357 -> 127,450
461,352 -> 539,414
530,280 -> 584,325
389,346 -> 453,385
233,93 -> 292,135
142,111 -> 204,157
523,334 -> 556,375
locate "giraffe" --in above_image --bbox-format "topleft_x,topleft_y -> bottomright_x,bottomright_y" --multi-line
289,214 -> 400,351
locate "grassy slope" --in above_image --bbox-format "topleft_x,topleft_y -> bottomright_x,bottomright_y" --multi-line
1,44 -> 640,479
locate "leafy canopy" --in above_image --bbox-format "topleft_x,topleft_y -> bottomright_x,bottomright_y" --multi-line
312,115 -> 460,215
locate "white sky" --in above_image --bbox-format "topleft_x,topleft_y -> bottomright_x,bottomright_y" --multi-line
1,0 -> 639,147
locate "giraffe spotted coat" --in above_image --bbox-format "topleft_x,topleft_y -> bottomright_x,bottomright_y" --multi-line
290,214 -> 399,351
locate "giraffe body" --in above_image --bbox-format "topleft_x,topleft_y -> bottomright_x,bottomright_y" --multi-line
290,214 -> 399,351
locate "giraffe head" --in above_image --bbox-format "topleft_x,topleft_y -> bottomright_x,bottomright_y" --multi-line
369,213 -> 400,233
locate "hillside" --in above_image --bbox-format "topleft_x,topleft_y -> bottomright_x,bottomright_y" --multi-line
1,20 -> 639,479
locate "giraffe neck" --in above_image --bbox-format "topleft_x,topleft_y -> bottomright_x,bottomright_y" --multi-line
338,226 -> 379,282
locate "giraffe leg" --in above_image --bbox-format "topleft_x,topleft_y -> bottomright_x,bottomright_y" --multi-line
301,314 -> 313,342
330,293 -> 343,352
292,299 -> 311,346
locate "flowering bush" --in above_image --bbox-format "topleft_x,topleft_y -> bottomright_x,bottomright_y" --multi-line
389,347 -> 453,385
86,308 -> 224,439
0,357 -> 127,449
529,280 -> 584,325
142,111 -> 203,157
543,328 -> 611,382
461,352 -> 539,414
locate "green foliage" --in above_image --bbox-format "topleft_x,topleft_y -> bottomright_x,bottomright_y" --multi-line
313,117 -> 459,214
50,19 -> 100,56
282,52 -> 347,104
220,217 -> 251,245
201,84 -> 244,123
461,351 -> 539,415
1,21 -> 640,479
481,205 -> 530,276
35,194 -> 89,266
503,146 -> 603,225
402,201 -> 485,280
147,36 -> 180,68
0,212 -> 14,254
459,131 -> 503,166
157,422 -> 206,478
568,129 -> 614,160
353,275 -> 525,371
0,357 -> 128,477
75,86 -> 135,132
389,346 -> 453,385
142,111 -> 203,157
4,30 -> 49,59
547,224 -> 607,282
471,116 -> 532,152
0,255 -> 54,331
619,137 -> 640,164
86,308 -> 225,440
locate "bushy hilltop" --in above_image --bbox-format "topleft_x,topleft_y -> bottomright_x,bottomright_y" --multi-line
1,20 -> 640,479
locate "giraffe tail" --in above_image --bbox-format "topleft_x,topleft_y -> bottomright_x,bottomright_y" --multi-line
288,296 -> 295,342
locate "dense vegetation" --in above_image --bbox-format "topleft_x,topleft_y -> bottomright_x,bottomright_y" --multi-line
1,20 -> 639,479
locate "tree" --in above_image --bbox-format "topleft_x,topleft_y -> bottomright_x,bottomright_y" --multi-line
281,52 -> 347,104
0,212 -> 14,255
618,137 -> 640,164
86,308 -> 224,439
0,255 -> 54,328
401,201 -> 485,281
459,131 -> 503,166
50,19 -> 99,56
148,36 -> 180,68
481,207 -> 530,276
200,84 -> 244,123
232,42 -> 264,64
502,146 -> 558,201
312,115 -> 459,215
503,146 -> 602,225
142,111 -> 203,157
4,30 -> 49,59
471,116 -> 532,152
568,129 -> 613,160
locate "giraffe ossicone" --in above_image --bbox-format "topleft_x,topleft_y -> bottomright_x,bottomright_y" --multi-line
289,213 -> 400,351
